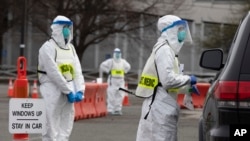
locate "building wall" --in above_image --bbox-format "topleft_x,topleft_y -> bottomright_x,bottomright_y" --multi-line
2,0 -> 246,80
82,0 -> 245,76
176,0 -> 244,24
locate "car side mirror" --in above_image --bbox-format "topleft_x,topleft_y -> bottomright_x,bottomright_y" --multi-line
200,49 -> 224,70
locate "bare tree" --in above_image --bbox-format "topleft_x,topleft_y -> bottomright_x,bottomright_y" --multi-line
26,0 -> 151,60
1,0 -> 186,63
27,0 -> 188,61
0,0 -> 23,65
0,0 -> 32,65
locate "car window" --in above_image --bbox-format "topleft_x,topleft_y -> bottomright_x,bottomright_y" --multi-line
225,22 -> 241,63
241,39 -> 250,74
221,16 -> 245,71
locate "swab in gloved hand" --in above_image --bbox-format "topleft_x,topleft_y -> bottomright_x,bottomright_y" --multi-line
191,85 -> 200,95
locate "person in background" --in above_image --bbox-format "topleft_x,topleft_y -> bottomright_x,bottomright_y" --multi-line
37,15 -> 85,141
136,15 -> 197,141
100,48 -> 131,115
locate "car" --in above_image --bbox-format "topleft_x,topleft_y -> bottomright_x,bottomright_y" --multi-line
198,12 -> 250,141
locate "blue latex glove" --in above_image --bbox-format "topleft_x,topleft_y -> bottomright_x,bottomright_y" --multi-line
67,92 -> 75,103
190,75 -> 197,86
75,91 -> 84,102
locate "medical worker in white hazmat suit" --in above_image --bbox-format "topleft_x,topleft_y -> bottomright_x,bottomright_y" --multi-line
100,48 -> 131,115
136,15 -> 197,141
38,15 -> 85,141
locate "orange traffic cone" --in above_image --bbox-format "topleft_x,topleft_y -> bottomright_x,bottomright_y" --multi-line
31,80 -> 39,98
122,83 -> 130,106
8,78 -> 14,97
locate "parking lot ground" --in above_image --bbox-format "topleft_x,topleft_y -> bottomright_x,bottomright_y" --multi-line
0,84 -> 202,141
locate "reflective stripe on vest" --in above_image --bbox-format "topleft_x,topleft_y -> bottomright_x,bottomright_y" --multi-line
138,74 -> 158,89
135,43 -> 162,98
111,69 -> 124,77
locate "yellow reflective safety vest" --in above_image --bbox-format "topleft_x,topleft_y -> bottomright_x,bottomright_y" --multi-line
111,60 -> 125,78
135,44 -> 162,98
37,43 -> 76,82
55,45 -> 75,82
135,43 -> 180,98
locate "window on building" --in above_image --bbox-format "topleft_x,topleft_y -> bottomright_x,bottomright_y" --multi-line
203,21 -> 237,52
204,22 -> 220,37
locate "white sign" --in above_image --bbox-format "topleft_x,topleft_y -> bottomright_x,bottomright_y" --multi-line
9,98 -> 46,134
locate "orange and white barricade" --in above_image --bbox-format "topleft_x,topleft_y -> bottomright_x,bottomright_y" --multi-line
177,83 -> 210,109
80,83 -> 97,119
95,83 -> 108,117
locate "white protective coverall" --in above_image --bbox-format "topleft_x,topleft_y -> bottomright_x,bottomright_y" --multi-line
136,15 -> 193,141
38,15 -> 85,141
100,48 -> 131,115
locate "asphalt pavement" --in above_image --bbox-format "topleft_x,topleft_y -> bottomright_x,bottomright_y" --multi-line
0,84 -> 202,141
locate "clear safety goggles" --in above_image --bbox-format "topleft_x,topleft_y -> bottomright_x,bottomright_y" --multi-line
161,20 -> 192,43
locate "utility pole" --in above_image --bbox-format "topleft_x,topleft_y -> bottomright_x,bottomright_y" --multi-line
20,0 -> 26,56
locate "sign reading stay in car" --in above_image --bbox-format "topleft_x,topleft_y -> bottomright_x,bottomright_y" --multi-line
9,98 -> 46,133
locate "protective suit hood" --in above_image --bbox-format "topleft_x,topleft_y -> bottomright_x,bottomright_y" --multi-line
157,15 -> 192,54
51,15 -> 73,49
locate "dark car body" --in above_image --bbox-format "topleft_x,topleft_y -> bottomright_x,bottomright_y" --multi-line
199,12 -> 250,141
